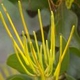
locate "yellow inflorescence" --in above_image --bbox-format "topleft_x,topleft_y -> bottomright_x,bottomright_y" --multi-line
0,0 -> 75,80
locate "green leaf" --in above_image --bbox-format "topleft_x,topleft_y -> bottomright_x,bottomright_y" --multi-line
60,37 -> 69,74
8,0 -> 48,10
7,53 -> 34,74
66,74 -> 76,80
55,2 -> 80,56
7,53 -> 26,74
70,47 -> 80,57
8,0 -> 18,4
60,51 -> 69,74
67,53 -> 80,79
56,37 -> 70,74
71,2 -> 80,36
7,74 -> 32,80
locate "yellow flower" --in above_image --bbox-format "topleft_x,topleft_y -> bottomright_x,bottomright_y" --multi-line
0,0 -> 75,80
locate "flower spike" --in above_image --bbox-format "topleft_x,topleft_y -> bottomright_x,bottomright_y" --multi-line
0,0 -> 75,80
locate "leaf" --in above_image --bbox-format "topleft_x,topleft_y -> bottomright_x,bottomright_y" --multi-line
6,40 -> 40,74
7,53 -> 26,74
71,3 -> 80,36
60,37 -> 70,74
67,53 -> 80,79
8,0 -> 18,4
7,74 -> 32,80
55,2 -> 80,56
60,51 -> 69,74
70,47 -> 80,57
8,0 -> 49,11
7,53 -> 34,74
66,74 -> 76,80
56,37 -> 70,74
